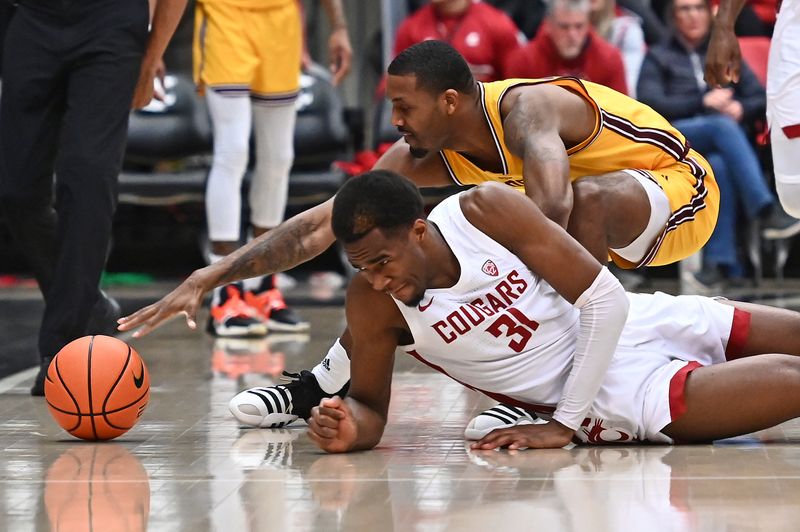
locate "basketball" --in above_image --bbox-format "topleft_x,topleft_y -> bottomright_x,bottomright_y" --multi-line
45,335 -> 150,441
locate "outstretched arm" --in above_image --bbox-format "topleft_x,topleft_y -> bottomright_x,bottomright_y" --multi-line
705,0 -> 747,86
461,184 -> 629,449
118,137 -> 451,337
118,198 -> 336,337
307,276 -> 402,453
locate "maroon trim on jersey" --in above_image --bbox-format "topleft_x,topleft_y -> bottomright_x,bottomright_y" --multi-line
599,109 -> 710,268
601,110 -> 690,161
782,124 -> 800,139
725,308 -> 752,360
405,349 -> 556,414
668,361 -> 702,421
477,82 -> 509,175
495,77 -> 604,156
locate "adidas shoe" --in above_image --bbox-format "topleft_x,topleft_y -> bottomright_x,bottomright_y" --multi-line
207,284 -> 268,337
464,404 -> 537,440
244,288 -> 310,333
228,370 -> 349,428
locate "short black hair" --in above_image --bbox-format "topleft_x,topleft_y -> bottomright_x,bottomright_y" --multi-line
332,170 -> 424,244
388,40 -> 476,95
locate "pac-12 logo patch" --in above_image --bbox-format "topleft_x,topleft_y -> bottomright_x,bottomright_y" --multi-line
481,260 -> 499,276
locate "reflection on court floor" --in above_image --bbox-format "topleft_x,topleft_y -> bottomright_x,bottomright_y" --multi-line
1,291 -> 800,531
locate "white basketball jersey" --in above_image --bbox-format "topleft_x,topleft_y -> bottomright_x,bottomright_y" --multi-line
392,194 -> 580,410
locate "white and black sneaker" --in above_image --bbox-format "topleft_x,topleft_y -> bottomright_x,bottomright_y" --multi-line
228,370 -> 349,428
464,404 -> 538,440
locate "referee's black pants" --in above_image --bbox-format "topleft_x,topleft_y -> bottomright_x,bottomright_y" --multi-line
0,0 -> 148,363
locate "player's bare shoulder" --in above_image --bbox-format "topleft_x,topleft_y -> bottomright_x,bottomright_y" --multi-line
500,83 -> 596,148
459,183 -> 523,228
499,84 -> 563,121
374,139 -> 451,188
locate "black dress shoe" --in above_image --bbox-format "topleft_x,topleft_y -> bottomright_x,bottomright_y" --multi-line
85,291 -> 122,337
30,358 -> 52,397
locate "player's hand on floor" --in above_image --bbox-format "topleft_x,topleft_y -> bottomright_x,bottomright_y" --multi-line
470,420 -> 575,450
308,396 -> 357,453
117,276 -> 206,337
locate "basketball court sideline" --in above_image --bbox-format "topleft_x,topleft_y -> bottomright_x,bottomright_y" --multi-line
1,284 -> 800,531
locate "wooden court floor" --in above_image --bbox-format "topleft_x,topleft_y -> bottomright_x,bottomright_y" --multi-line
2,284 -> 800,531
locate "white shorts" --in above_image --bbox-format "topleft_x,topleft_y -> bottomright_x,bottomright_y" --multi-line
533,292 -> 749,444
767,0 -> 800,136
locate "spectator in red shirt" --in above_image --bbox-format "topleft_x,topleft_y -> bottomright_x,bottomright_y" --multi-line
504,0 -> 628,95
394,0 -> 525,82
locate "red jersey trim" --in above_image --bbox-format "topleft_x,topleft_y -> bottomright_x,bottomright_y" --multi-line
725,307 -> 752,360
782,124 -> 800,139
669,361 -> 702,421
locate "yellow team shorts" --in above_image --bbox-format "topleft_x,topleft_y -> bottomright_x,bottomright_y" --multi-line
609,148 -> 719,268
193,0 -> 301,100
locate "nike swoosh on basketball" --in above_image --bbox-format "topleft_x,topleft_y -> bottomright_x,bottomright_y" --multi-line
418,297 -> 434,311
133,363 -> 145,389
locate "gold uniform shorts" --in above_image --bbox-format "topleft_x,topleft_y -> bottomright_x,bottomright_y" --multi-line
609,148 -> 719,268
193,0 -> 301,101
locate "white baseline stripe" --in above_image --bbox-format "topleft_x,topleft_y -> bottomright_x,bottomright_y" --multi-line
0,367 -> 37,394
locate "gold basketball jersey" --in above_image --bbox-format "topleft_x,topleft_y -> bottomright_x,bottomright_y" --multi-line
438,77 -> 718,268
440,77 -> 706,187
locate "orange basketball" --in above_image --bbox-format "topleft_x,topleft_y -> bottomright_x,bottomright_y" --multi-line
45,335 -> 150,441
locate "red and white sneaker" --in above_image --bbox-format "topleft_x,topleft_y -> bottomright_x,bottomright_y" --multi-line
206,284 -> 268,337
244,287 -> 310,333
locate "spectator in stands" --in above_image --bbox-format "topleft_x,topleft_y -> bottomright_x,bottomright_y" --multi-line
372,1 -> 524,152
504,0 -> 628,95
651,0 -> 771,35
589,0 -> 646,97
394,0 -> 524,83
638,0 -> 800,290
616,0 -> 668,44
484,0 -> 666,44
485,0 -> 548,40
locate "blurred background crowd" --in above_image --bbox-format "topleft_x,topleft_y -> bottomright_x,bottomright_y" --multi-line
0,0 -> 796,300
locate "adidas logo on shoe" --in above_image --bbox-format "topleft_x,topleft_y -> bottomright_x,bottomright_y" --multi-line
229,385 -> 298,428
228,370 -> 349,428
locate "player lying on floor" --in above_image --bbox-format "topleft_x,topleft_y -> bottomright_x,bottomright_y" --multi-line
306,170 -> 800,452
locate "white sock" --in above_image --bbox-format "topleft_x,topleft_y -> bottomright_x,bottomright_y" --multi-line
249,102 -> 296,229
311,339 -> 351,394
205,89 -> 252,242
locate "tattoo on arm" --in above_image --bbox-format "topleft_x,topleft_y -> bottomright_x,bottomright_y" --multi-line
504,102 -> 540,158
221,217 -> 324,283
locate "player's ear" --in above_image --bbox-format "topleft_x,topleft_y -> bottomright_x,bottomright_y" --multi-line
412,219 -> 427,241
443,89 -> 459,115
